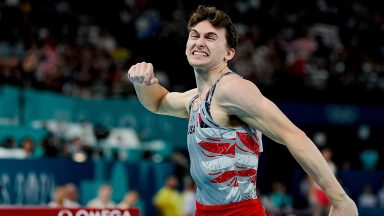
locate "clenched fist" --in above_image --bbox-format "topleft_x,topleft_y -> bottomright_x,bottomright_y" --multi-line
127,62 -> 158,86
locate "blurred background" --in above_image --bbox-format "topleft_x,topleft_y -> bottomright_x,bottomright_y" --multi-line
0,0 -> 383,215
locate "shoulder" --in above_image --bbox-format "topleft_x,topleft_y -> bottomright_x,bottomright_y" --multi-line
48,202 -> 58,207
215,74 -> 262,102
183,88 -> 198,98
181,88 -> 198,107
86,199 -> 98,206
169,88 -> 197,101
213,74 -> 266,116
64,199 -> 80,208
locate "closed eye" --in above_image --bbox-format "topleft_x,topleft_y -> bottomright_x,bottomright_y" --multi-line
206,36 -> 216,41
189,31 -> 199,39
205,33 -> 217,41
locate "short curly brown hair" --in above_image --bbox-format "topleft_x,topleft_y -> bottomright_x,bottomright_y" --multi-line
187,5 -> 239,49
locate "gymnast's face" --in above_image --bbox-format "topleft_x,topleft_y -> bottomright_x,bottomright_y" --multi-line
186,20 -> 235,71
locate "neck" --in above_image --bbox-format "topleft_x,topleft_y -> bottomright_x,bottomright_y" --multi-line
194,63 -> 230,96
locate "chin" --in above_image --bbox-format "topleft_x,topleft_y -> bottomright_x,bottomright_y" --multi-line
188,59 -> 208,68
189,63 -> 208,70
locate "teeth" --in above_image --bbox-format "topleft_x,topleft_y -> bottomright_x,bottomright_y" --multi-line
193,51 -> 208,56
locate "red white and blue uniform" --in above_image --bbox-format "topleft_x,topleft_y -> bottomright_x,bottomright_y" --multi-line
187,72 -> 266,215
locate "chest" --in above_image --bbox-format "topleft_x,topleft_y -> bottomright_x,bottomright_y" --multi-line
190,99 -> 244,129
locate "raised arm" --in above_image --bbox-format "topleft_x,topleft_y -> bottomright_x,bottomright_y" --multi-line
127,62 -> 197,118
215,77 -> 358,216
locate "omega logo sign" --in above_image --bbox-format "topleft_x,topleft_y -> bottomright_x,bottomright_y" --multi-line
58,209 -> 131,216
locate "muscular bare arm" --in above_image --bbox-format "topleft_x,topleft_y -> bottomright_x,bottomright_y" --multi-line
127,62 -> 197,118
215,76 -> 358,216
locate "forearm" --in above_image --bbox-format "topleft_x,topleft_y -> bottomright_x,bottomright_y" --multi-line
286,135 -> 348,204
134,83 -> 169,113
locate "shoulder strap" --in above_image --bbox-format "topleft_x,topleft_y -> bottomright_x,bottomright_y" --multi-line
188,94 -> 199,113
201,72 -> 238,118
205,71 -> 237,104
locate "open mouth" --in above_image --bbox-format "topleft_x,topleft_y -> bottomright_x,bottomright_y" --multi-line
192,51 -> 209,57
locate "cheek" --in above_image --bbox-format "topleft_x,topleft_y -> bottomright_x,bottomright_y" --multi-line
212,48 -> 226,59
185,43 -> 192,55
186,40 -> 194,49
185,44 -> 191,54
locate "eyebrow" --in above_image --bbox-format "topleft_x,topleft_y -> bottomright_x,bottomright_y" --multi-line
190,29 -> 218,38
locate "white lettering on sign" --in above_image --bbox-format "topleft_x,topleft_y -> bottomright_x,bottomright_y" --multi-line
39,173 -> 51,205
0,172 -> 55,205
15,172 -> 24,204
25,172 -> 39,204
57,209 -> 131,216
88,210 -> 101,216
0,174 -> 10,204
58,209 -> 73,216
76,209 -> 89,216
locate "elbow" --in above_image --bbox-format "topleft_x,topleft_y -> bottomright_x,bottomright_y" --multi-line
141,96 -> 166,114
283,129 -> 310,148
144,104 -> 163,115
296,130 -> 309,142
144,106 -> 157,114
144,106 -> 159,114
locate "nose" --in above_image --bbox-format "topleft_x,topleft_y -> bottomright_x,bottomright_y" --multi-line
195,37 -> 205,48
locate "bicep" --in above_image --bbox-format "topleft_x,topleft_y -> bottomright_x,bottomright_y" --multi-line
240,96 -> 305,145
157,89 -> 197,118
220,80 -> 304,145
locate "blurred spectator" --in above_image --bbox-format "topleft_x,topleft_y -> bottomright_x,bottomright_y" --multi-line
181,177 -> 196,216
40,136 -> 59,157
257,189 -> 273,214
305,148 -> 336,216
321,148 -> 337,174
268,181 -> 293,212
20,137 -> 35,158
104,128 -> 140,148
87,184 -> 116,208
171,151 -> 189,185
0,35 -> 24,60
95,30 -> 117,54
306,176 -> 330,216
358,185 -> 378,208
68,137 -> 87,156
0,0 -> 382,101
0,137 -> 26,159
48,186 -> 66,208
357,125 -> 379,170
118,190 -> 139,209
359,149 -> 379,170
1,137 -> 16,149
65,122 -> 97,146
153,175 -> 182,216
63,183 -> 81,208
93,123 -> 110,141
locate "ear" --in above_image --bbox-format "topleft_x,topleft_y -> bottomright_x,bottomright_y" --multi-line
224,48 -> 235,62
